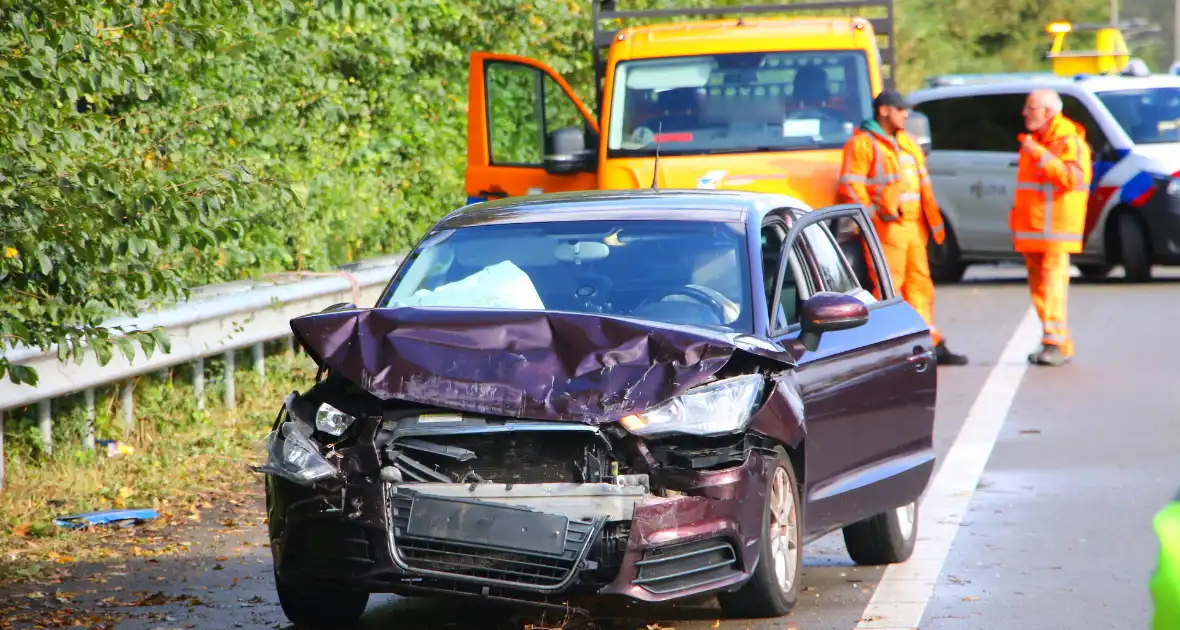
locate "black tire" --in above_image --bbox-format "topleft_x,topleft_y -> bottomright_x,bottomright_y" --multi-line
1076,263 -> 1113,280
928,222 -> 967,284
275,571 -> 369,628
841,500 -> 919,566
718,447 -> 802,619
1117,212 -> 1152,282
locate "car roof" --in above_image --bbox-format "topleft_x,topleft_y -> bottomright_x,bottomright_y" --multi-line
435,189 -> 811,232
909,73 -> 1180,103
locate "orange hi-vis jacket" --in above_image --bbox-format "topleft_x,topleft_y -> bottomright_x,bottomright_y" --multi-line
837,120 -> 946,246
1011,113 -> 1092,254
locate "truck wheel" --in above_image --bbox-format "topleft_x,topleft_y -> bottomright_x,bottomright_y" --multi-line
1117,212 -> 1152,282
928,222 -> 967,284
718,447 -> 801,619
842,500 -> 919,566
275,571 -> 369,627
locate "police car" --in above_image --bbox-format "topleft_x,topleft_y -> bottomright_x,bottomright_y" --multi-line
906,29 -> 1180,282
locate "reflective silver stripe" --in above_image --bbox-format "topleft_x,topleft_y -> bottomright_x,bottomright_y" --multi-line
1038,150 -> 1053,168
1015,182 -> 1043,191
840,174 -> 867,183
1044,333 -> 1069,343
930,224 -> 945,234
898,192 -> 921,202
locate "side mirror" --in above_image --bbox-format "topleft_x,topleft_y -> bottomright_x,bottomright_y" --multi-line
321,302 -> 357,313
543,126 -> 596,175
799,291 -> 869,352
905,111 -> 932,156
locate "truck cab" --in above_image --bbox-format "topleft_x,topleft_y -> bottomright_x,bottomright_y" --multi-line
464,0 -> 898,208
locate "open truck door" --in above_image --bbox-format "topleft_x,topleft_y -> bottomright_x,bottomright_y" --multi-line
465,53 -> 600,204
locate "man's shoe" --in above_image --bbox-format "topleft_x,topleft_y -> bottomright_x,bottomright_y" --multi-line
935,340 -> 968,366
1028,344 -> 1069,366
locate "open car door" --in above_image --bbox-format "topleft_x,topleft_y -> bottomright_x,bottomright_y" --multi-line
466,53 -> 600,204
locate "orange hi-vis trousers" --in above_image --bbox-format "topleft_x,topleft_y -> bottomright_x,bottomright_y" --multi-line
1024,251 -> 1073,357
865,217 -> 942,345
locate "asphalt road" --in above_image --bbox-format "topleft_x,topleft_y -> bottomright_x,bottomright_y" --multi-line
3,263 -> 1177,630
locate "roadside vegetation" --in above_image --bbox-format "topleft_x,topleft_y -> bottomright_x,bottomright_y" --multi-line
0,0 -> 1124,586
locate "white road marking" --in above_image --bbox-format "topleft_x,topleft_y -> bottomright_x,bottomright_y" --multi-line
853,306 -> 1042,629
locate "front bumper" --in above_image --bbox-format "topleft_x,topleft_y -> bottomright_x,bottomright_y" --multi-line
270,449 -> 773,604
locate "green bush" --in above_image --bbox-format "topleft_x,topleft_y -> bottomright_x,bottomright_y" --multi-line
0,0 -> 1110,387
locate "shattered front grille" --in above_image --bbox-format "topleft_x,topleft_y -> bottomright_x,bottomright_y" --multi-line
389,490 -> 598,590
388,431 -> 609,485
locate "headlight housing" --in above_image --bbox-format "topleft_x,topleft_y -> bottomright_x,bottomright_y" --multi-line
315,402 -> 356,436
618,374 -> 764,438
1166,178 -> 1180,198
262,422 -> 337,485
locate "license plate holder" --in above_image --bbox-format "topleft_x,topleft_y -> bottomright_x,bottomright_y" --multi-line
405,494 -> 569,556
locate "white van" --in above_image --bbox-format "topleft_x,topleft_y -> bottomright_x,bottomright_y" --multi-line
906,73 -> 1180,282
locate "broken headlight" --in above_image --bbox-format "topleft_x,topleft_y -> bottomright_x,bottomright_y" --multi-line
262,422 -> 338,485
618,374 -> 763,438
315,402 -> 356,437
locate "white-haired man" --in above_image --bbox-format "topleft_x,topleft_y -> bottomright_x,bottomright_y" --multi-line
1011,88 -> 1092,366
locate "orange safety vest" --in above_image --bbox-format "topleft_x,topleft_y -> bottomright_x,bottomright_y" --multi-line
837,120 -> 946,245
1010,114 -> 1092,253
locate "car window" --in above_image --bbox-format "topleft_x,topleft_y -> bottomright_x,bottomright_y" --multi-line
1094,87 -> 1180,146
1061,94 -> 1112,159
829,217 -> 885,304
605,50 -> 873,158
383,219 -> 754,333
762,223 -> 801,330
803,223 -> 859,294
916,93 -> 1027,152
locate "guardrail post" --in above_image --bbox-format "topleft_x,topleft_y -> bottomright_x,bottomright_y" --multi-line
38,400 -> 51,454
224,351 -> 236,409
121,379 -> 134,433
253,342 -> 265,384
194,358 -> 205,410
84,388 -> 96,451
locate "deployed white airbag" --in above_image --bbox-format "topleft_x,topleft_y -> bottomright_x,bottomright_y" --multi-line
390,260 -> 545,310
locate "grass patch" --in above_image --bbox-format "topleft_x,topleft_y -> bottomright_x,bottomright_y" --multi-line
0,345 -> 319,588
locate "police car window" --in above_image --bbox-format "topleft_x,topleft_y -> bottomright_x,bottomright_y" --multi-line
802,224 -> 859,294
1060,95 -> 1110,156
917,94 -> 1026,152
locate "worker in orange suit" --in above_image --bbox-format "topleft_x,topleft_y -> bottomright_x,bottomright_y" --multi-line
1012,88 -> 1092,366
837,89 -> 968,366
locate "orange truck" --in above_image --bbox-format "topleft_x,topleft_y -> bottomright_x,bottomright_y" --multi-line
464,0 -> 903,207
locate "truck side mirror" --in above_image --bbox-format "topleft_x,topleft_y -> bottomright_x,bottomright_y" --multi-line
544,126 -> 596,175
905,111 -> 932,156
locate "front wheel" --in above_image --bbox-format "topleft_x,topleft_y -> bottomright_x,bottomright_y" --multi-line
718,447 -> 802,618
842,500 -> 919,566
275,571 -> 369,628
1117,212 -> 1153,282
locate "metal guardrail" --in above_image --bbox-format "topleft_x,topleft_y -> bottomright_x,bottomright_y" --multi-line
0,253 -> 407,490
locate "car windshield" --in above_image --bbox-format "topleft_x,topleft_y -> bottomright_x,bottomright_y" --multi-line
606,50 -> 873,158
1096,87 -> 1180,145
381,220 -> 753,332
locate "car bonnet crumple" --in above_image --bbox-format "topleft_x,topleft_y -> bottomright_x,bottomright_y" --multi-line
289,307 -> 788,424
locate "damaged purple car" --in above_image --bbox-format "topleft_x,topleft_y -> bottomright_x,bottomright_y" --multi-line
260,189 -> 937,627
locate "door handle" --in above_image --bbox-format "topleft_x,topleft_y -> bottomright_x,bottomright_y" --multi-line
479,189 -> 508,199
1008,160 -> 1019,167
928,169 -> 957,176
908,346 -> 934,372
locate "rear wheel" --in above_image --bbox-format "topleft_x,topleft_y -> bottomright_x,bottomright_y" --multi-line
718,447 -> 802,618
928,222 -> 967,284
842,500 -> 919,566
1117,212 -> 1153,282
275,571 -> 369,628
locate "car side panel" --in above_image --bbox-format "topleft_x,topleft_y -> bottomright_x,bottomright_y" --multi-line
791,298 -> 937,541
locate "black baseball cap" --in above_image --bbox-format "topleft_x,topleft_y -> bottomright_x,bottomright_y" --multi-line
873,89 -> 911,110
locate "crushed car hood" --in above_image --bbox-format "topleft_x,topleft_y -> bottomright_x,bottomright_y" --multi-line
290,307 -> 788,423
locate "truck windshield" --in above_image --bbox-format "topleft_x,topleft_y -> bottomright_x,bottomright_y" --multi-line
606,50 -> 873,157
1096,87 -> 1180,145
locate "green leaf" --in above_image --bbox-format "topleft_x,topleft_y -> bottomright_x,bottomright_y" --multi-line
36,251 -> 52,275
114,336 -> 136,362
